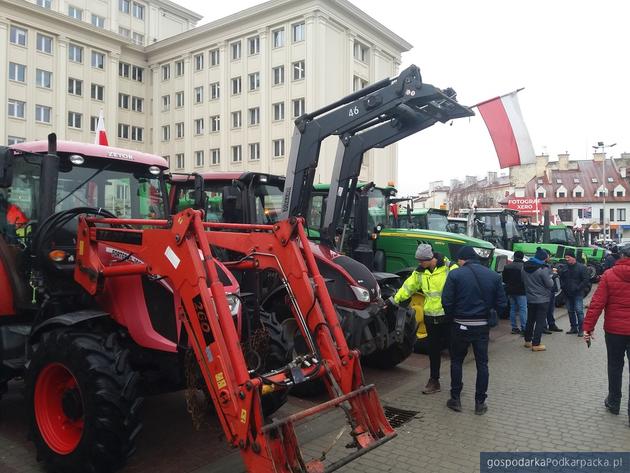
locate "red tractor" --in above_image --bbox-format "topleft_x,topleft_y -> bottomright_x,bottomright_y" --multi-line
0,135 -> 395,472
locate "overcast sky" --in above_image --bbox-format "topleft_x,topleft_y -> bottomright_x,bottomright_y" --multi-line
177,0 -> 630,195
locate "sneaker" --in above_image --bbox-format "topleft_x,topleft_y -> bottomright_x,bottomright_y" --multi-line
548,325 -> 563,332
577,331 -> 584,337
523,341 -> 532,348
511,328 -> 521,334
605,396 -> 620,415
475,402 -> 488,415
532,344 -> 546,352
566,328 -> 578,335
446,398 -> 462,412
422,378 -> 441,395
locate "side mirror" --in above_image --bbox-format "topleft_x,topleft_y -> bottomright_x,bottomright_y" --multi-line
192,174 -> 208,211
0,147 -> 14,188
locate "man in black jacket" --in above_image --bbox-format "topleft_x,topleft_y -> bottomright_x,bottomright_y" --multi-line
442,246 -> 507,415
502,250 -> 527,334
559,250 -> 590,336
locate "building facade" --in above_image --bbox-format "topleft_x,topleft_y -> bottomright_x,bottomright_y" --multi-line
1,0 -> 411,186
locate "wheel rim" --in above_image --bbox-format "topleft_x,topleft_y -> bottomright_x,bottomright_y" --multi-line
34,362 -> 84,455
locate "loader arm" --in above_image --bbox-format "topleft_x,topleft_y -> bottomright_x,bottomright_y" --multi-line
74,210 -> 395,473
281,64 -> 473,220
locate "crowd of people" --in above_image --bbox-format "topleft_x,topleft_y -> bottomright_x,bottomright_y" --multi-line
392,243 -> 630,427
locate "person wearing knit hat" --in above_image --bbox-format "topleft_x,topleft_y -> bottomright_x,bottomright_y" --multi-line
502,250 -> 528,334
393,243 -> 457,394
559,249 -> 590,336
456,245 -> 479,264
521,247 -> 555,351
542,248 -> 563,334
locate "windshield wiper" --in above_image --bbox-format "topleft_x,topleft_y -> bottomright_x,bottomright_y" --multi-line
56,163 -> 112,208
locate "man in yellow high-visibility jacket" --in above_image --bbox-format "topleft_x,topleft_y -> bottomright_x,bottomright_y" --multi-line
393,243 -> 457,394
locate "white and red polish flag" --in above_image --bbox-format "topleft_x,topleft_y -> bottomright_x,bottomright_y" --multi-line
476,90 -> 535,168
94,109 -> 109,146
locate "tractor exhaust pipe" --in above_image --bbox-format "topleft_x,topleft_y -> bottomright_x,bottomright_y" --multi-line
39,133 -> 60,223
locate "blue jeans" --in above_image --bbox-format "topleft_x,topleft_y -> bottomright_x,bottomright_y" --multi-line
525,302 -> 547,346
450,324 -> 490,403
508,295 -> 527,330
566,295 -> 584,330
546,292 -> 556,327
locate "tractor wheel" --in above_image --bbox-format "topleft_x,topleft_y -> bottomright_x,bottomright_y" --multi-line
259,312 -> 291,417
363,308 -> 417,369
26,329 -> 142,473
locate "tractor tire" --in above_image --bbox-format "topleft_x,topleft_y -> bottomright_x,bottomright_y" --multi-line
26,329 -> 142,473
363,309 -> 417,369
259,312 -> 291,417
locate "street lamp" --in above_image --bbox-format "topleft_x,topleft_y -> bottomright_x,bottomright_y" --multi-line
592,141 -> 617,241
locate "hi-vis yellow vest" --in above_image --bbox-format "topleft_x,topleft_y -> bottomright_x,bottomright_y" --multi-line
394,262 -> 457,318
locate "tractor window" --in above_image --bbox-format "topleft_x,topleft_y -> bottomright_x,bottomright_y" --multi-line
367,189 -> 386,231
426,212 -> 449,232
0,154 -> 39,241
253,184 -> 283,224
307,194 -> 325,230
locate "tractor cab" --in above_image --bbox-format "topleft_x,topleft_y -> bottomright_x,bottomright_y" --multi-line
458,208 -> 523,250
394,207 -> 450,232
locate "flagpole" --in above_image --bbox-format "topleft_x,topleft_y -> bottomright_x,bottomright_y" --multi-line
471,87 -> 525,109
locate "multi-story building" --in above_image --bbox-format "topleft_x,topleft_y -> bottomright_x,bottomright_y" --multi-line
1,0 -> 411,185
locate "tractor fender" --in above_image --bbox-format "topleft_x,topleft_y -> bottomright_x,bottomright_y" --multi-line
30,310 -> 110,343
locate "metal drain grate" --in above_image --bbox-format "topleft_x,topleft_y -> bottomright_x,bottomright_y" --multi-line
383,406 -> 420,428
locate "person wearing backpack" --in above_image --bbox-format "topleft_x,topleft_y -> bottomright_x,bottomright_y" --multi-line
441,246 -> 507,415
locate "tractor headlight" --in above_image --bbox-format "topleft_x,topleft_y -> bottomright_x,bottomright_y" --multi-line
226,293 -> 241,316
473,247 -> 492,258
350,285 -> 371,303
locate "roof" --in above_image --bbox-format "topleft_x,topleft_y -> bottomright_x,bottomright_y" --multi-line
11,140 -> 168,167
526,159 -> 628,203
171,172 -> 244,182
411,208 -> 447,216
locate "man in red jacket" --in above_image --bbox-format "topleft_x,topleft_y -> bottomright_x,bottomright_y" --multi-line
583,246 -> 630,427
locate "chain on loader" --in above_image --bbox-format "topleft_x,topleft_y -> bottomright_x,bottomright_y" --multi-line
74,208 -> 395,472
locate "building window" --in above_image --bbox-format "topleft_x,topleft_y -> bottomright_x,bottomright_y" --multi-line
162,64 -> 170,80
272,28 -> 284,48
35,104 -> 51,123
36,69 -> 52,89
91,84 -> 104,101
9,63 -> 26,83
210,115 -> 220,132
131,66 -> 143,82
292,60 -> 305,80
273,139 -> 285,158
231,41 -> 241,60
132,2 -> 144,19
161,125 -> 170,141
211,149 -> 220,166
90,115 -> 99,132
194,53 -> 204,71
293,98 -> 305,118
119,27 -> 131,38
617,190 -> 624,197
231,111 -> 242,129
68,78 -> 83,96
210,82 -> 220,100
118,93 -> 130,109
68,5 -> 82,19
175,91 -> 184,108
117,123 -> 129,139
91,51 -> 105,69
7,136 -> 25,145
573,177 -> 580,184
615,185 -> 626,197
608,177 -> 614,183
610,208 -> 615,222
68,111 -> 82,129
248,36 -> 260,55
248,107 -> 260,126
194,150 -> 204,167
618,209 -> 626,221
353,40 -> 369,63
194,118 -> 204,135
249,142 -> 260,161
8,99 -> 26,119
119,62 -> 130,78
353,75 -> 368,91
132,32 -> 144,46
91,14 -> 105,28
175,153 -> 184,169
37,0 -> 52,8
175,122 -> 184,138
273,102 -> 284,121
36,33 -> 53,53
272,65 -> 284,85
231,77 -> 242,95
131,96 -> 143,112
163,155 -> 170,166
248,72 -> 260,91
10,26 -> 27,46
557,209 -> 572,222
119,0 -> 130,13
600,208 -> 604,224
209,48 -> 219,66
131,126 -> 143,142
292,22 -> 305,42
591,177 -> 598,183
161,95 -> 170,111
194,86 -> 204,104
558,192 -> 566,198
537,192 -> 544,199
175,60 -> 184,77
231,145 -> 242,163
575,191 -> 582,198
68,44 -> 83,63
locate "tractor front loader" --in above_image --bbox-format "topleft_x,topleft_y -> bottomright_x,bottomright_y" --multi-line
74,208 -> 396,472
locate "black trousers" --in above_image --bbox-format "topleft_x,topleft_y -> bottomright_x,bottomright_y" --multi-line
525,302 -> 547,346
605,332 -> 630,413
450,324 -> 490,403
425,320 -> 451,380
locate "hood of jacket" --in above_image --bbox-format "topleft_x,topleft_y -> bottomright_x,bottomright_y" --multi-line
523,259 -> 546,273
